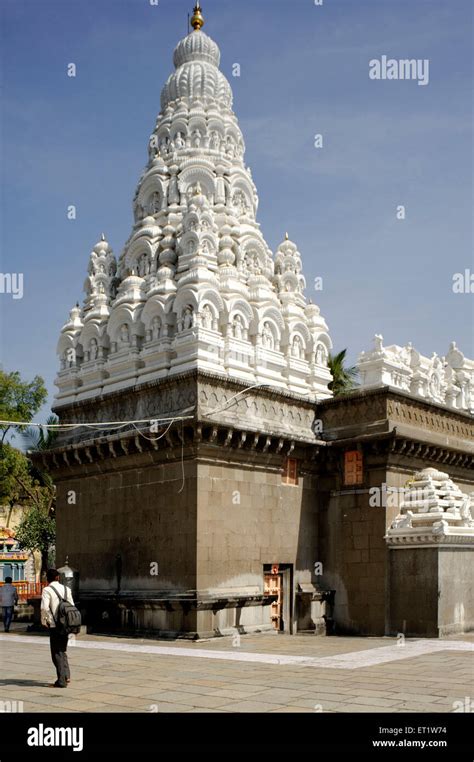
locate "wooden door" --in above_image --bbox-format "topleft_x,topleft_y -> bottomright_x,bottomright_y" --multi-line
264,573 -> 283,630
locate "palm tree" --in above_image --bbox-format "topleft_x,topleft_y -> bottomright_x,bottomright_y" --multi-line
21,414 -> 58,453
22,414 -> 58,490
328,349 -> 358,396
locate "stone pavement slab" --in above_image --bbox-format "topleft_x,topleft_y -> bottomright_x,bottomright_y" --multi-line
0,628 -> 472,714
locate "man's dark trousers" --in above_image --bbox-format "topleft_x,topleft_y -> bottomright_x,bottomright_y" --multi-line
49,628 -> 70,687
2,606 -> 14,632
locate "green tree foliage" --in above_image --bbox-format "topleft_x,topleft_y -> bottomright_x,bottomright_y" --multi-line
15,506 -> 56,577
0,370 -> 55,577
0,370 -> 47,442
328,349 -> 359,396
0,443 -> 56,577
0,444 -> 33,505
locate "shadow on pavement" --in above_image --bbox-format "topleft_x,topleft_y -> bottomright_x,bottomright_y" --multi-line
0,679 -> 51,688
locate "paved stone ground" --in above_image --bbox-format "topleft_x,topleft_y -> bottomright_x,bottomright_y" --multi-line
0,625 -> 472,713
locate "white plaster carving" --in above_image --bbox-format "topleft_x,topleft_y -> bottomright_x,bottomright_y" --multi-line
385,468 -> 474,547
358,336 -> 473,413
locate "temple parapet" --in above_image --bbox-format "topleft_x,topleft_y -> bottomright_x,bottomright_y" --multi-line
358,336 -> 473,413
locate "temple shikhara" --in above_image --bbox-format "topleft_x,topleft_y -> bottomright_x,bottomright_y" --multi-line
55,1 -> 332,405
41,4 -> 474,640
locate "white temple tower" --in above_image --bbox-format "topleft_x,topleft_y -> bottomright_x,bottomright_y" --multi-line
55,3 -> 333,404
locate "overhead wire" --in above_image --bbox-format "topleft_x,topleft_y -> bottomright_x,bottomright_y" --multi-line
0,382 -> 276,434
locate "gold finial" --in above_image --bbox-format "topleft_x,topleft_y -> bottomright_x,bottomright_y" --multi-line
285,232 -> 289,240
190,2 -> 204,31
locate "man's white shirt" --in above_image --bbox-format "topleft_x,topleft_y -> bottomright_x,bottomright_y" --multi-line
41,582 -> 74,628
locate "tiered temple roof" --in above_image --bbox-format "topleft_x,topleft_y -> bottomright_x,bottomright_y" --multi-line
55,4 -> 333,404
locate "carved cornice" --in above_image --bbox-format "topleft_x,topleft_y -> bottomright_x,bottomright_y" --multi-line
35,419 -> 303,478
325,433 -> 473,475
51,369 -> 320,449
386,535 -> 474,547
41,380 -> 472,481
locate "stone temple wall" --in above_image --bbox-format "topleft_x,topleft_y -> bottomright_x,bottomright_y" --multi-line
46,372 -> 325,637
195,449 -> 319,595
56,456 -> 198,594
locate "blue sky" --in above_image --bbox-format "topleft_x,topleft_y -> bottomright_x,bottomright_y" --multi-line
0,0 -> 472,421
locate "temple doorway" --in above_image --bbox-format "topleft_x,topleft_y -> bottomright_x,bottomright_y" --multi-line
263,563 -> 293,632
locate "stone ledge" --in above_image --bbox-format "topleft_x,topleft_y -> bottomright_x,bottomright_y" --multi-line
78,591 -> 276,610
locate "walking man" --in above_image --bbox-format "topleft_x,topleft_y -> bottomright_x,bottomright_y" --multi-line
0,576 -> 18,632
41,568 -> 74,688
